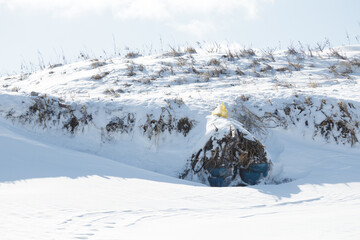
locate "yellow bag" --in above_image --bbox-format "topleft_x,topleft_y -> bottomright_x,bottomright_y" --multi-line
212,103 -> 229,118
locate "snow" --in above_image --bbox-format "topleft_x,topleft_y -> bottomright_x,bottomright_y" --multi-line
1,121 -> 360,239
1,44 -> 360,239
0,121 -> 192,185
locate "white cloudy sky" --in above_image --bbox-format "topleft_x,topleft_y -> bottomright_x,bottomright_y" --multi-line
0,0 -> 359,73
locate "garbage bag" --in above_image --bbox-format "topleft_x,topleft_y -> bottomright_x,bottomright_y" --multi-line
211,103 -> 229,118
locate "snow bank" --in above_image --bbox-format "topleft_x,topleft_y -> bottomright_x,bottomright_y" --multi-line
1,44 -> 360,238
0,44 -> 359,185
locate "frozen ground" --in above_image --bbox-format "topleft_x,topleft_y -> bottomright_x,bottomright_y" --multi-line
1,44 -> 360,239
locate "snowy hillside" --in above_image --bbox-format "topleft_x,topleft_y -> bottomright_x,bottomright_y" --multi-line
1,44 -> 360,239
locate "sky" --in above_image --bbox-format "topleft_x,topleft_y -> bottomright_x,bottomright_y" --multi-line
0,0 -> 359,74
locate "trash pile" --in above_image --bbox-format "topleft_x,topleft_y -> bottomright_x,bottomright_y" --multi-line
181,104 -> 271,186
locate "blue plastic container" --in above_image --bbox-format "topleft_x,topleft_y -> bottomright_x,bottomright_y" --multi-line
240,163 -> 270,185
208,168 -> 231,187
209,168 -> 231,178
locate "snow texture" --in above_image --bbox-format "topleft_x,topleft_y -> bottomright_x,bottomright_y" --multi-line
1,44 -> 360,239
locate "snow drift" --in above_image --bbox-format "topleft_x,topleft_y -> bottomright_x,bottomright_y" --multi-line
1,44 -> 360,239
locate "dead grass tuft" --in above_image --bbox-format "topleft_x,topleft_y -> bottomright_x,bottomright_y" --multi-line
207,58 -> 221,66
287,46 -> 299,56
91,61 -> 106,69
260,63 -> 273,73
163,46 -> 183,57
275,81 -> 295,89
305,97 -> 312,106
308,81 -> 320,88
329,48 -> 347,60
104,88 -> 120,97
275,67 -> 291,72
235,67 -> 245,76
177,57 -> 187,67
287,58 -> 303,71
184,47 -> 197,54
350,59 -> 360,67
261,48 -> 276,62
91,72 -> 109,80
200,71 -> 211,81
239,48 -> 256,58
125,52 -> 141,59
127,65 -> 136,77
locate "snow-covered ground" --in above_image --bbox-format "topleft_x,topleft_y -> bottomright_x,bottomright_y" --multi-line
1,120 -> 360,239
1,44 -> 360,239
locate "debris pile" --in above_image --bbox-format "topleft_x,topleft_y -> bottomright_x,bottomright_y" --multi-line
181,116 -> 271,186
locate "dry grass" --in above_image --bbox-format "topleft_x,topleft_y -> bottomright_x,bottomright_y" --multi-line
316,41 -> 327,52
138,77 -> 156,84
200,71 -> 211,82
157,66 -> 174,77
235,67 -> 245,76
125,52 -> 141,59
287,58 -> 303,71
138,64 -> 145,72
275,81 -> 296,89
207,58 -> 221,66
209,67 -> 226,77
224,50 -> 236,61
165,97 -> 185,108
275,67 -> 291,72
91,61 -> 106,69
163,46 -> 183,57
328,65 -> 339,76
239,48 -> 256,58
338,101 -> 351,118
91,72 -> 109,80
260,63 -> 273,73
104,88 -> 120,97
184,47 -> 197,54
287,45 -> 299,56
329,61 -> 352,76
249,59 -> 260,68
177,57 -> 187,67
261,48 -> 276,62
305,96 -> 312,106
329,48 -> 347,60
127,65 -> 136,77
240,94 -> 249,101
308,81 -> 320,88
350,59 -> 360,67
